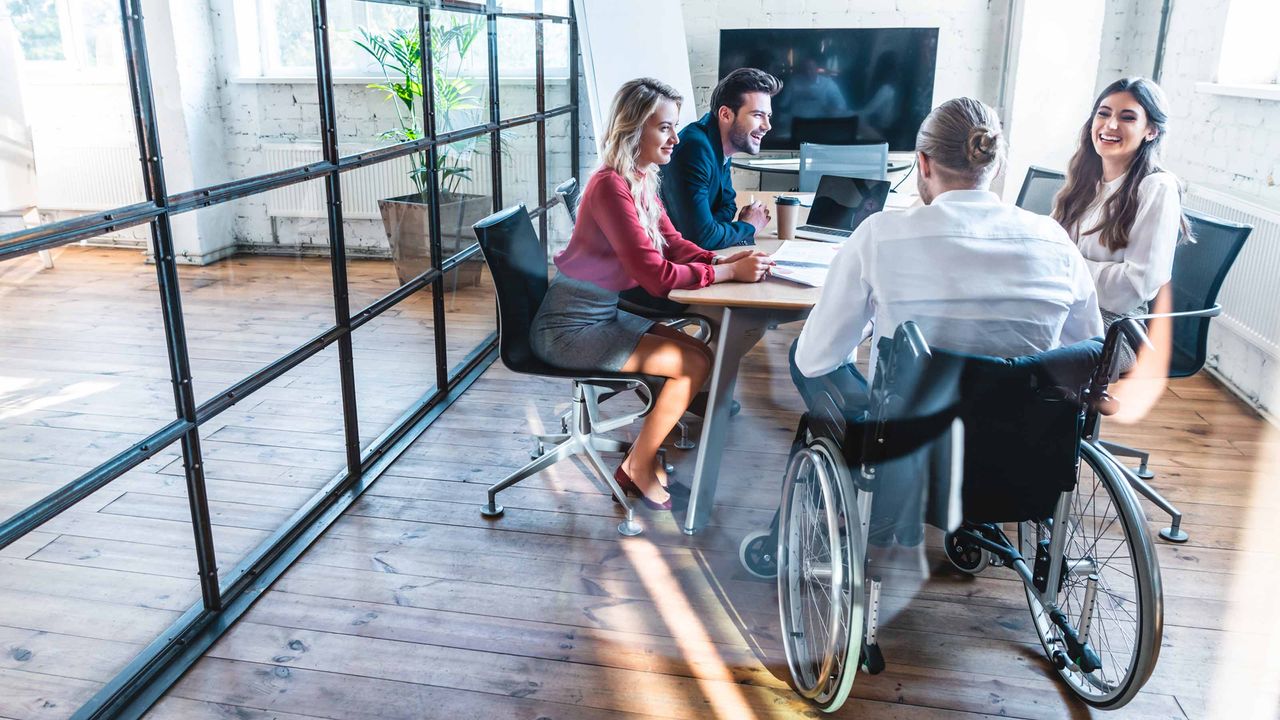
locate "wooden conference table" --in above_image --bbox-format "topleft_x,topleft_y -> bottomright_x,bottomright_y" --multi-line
667,192 -> 831,534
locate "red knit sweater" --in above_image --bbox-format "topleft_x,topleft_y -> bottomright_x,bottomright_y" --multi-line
554,169 -> 717,296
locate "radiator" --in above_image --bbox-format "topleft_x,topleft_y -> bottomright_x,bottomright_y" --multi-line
262,143 -> 539,220
1184,185 -> 1280,364
33,142 -> 146,211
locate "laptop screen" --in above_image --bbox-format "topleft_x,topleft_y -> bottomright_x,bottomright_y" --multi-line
806,175 -> 891,230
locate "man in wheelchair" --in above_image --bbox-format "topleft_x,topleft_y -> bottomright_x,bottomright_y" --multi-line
743,100 -> 1164,712
790,96 -> 1103,550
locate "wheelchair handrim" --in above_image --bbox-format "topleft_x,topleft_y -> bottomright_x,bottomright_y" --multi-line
776,440 -> 864,710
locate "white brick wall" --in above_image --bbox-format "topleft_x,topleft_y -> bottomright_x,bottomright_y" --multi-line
1096,0 -> 1280,204
679,0 -> 1009,115
573,0 -> 1009,160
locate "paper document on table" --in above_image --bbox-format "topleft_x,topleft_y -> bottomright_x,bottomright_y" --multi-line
769,241 -> 837,287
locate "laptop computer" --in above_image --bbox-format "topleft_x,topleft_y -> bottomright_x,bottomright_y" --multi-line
794,175 -> 891,242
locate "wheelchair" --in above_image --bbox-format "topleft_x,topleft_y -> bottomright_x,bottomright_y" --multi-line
740,321 -> 1163,712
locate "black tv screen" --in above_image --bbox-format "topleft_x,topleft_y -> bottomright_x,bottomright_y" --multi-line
718,28 -> 939,152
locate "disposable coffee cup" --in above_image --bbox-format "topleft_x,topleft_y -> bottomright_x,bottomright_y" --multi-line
775,195 -> 801,239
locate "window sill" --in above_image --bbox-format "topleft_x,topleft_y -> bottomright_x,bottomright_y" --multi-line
1195,82 -> 1280,102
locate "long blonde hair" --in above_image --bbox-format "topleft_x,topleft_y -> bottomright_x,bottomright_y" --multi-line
600,78 -> 682,250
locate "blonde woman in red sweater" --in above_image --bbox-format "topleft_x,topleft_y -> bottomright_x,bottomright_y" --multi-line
531,78 -> 771,509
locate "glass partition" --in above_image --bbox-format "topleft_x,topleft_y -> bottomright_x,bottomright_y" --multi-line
0,1 -> 578,714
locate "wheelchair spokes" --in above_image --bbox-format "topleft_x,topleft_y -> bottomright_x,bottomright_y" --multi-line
1019,442 -> 1162,708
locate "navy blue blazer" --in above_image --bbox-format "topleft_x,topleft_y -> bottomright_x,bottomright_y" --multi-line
659,113 -> 756,250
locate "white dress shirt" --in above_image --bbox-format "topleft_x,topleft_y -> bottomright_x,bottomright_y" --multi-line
1070,172 -> 1181,315
795,189 -> 1104,378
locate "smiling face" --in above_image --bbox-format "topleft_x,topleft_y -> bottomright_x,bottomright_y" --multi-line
636,98 -> 681,168
1091,90 -> 1158,171
722,91 -> 773,156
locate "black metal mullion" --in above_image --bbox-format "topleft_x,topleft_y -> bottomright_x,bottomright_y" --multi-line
535,18 -> 547,249
568,6 -> 580,184
422,6 -> 450,393
118,0 -> 221,611
487,11 -> 502,209
0,202 -> 160,260
311,0 -> 362,480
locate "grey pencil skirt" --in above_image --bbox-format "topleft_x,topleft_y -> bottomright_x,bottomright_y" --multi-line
530,273 -> 656,372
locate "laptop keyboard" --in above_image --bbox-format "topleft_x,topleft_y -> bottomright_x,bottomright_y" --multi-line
796,224 -> 852,238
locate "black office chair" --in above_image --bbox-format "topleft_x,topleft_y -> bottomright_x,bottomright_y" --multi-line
473,204 -> 667,536
1095,208 -> 1251,542
1014,166 -> 1066,215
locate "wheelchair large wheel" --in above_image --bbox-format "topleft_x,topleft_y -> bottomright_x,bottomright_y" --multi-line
1018,441 -> 1163,709
777,438 -> 864,712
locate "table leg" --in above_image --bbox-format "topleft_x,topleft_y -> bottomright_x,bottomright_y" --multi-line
682,305 -> 804,534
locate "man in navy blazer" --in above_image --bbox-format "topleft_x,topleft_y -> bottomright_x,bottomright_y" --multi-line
659,68 -> 782,250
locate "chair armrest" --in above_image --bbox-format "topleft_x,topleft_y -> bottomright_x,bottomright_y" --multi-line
1127,303 -> 1223,322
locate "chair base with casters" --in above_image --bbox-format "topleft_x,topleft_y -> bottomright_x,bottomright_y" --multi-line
1095,209 -> 1252,544
745,321 -> 1164,712
474,203 -> 681,538
1093,302 -> 1227,544
1095,440 -> 1188,543
482,378 -> 653,536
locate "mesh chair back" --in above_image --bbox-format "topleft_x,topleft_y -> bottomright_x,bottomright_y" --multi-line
798,142 -> 889,192
1168,209 -> 1251,377
554,177 -> 582,222
472,205 -> 548,374
1014,166 -> 1066,216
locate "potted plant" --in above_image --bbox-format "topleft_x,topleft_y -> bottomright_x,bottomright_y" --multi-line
356,18 -> 492,287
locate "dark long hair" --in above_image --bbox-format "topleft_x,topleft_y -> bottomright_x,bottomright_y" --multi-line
1054,77 -> 1191,250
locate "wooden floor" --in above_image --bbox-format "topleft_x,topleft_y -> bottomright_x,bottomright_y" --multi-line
0,247 -> 496,718
3,247 -> 1279,719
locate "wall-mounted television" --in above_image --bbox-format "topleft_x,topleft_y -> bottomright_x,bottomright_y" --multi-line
718,28 -> 939,152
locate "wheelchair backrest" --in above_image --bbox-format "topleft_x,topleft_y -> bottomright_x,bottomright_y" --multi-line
870,322 -> 1103,523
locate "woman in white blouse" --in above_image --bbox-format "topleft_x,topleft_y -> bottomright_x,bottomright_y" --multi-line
1054,77 -> 1190,370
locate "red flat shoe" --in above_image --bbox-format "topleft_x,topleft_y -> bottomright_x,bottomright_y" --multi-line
614,465 -> 673,511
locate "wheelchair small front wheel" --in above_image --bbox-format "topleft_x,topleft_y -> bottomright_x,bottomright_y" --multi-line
777,439 -> 864,712
739,530 -> 777,580
943,530 -> 990,575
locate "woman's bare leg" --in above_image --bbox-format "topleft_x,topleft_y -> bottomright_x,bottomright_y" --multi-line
617,330 -> 711,501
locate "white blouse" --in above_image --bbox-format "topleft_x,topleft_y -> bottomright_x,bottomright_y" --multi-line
795,189 -> 1103,379
1070,172 -> 1182,316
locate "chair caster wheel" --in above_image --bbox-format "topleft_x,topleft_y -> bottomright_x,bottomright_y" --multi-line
943,531 -> 990,575
656,448 -> 676,475
1159,526 -> 1189,543
480,503 -> 504,518
739,530 -> 777,579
